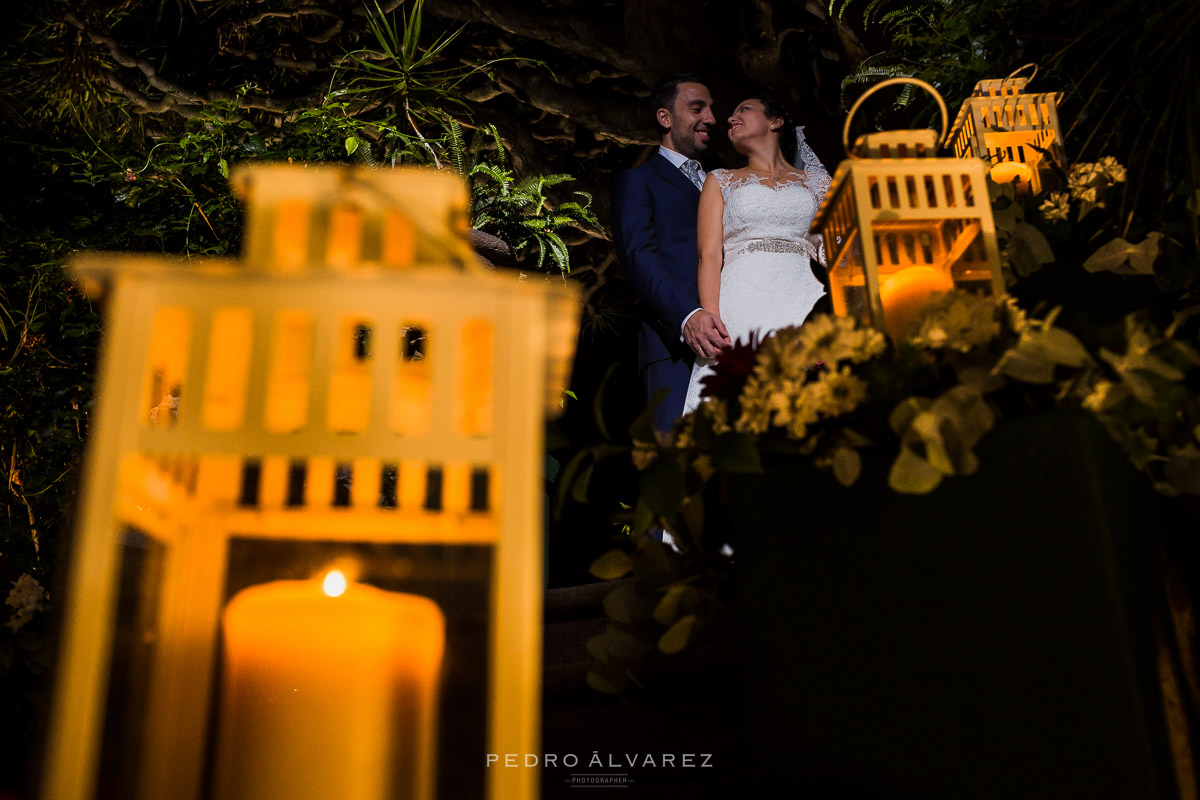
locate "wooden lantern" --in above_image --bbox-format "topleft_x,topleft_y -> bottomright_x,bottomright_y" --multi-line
948,64 -> 1065,195
41,164 -> 578,800
811,78 -> 1005,341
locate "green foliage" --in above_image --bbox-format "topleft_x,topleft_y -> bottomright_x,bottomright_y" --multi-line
447,121 -> 602,273
0,2 -> 594,764
834,0 -> 1199,261
563,149 -> 1200,693
334,0 -> 536,168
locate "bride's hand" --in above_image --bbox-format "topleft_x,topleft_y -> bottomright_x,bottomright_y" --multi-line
683,309 -> 732,359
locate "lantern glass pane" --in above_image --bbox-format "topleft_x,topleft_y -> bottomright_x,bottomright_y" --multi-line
94,451 -> 498,800
827,235 -> 872,327
872,218 -> 998,339
216,536 -> 492,800
95,527 -> 167,800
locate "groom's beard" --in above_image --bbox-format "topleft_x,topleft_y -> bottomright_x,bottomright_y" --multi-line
673,127 -> 711,159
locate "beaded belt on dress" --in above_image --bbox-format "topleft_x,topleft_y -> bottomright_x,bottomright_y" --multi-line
728,237 -> 821,262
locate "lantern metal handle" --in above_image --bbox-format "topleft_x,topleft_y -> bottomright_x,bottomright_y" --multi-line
1006,63 -> 1039,83
842,77 -> 950,158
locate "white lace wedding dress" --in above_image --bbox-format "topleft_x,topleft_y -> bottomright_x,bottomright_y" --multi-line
682,151 -> 832,415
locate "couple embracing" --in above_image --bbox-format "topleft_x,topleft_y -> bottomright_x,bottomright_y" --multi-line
612,74 -> 832,433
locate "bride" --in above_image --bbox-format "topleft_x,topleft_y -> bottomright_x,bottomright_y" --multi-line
681,95 -> 831,415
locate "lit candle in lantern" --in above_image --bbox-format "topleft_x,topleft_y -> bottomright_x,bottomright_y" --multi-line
989,161 -> 1034,185
214,570 -> 445,800
878,266 -> 955,341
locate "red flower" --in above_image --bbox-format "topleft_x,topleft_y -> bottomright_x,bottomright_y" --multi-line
699,333 -> 762,400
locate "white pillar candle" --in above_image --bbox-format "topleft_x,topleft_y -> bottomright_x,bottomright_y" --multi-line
213,571 -> 444,800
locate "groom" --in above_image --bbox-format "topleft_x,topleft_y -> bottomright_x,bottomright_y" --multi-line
611,74 -> 732,434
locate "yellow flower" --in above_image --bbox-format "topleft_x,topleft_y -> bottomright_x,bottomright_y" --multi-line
631,440 -> 658,470
706,397 -> 732,435
1038,191 -> 1070,222
806,366 -> 870,418
793,314 -> 886,366
1082,379 -> 1126,413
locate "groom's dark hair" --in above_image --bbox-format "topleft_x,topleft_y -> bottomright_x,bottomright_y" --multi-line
650,73 -> 708,134
743,94 -> 799,165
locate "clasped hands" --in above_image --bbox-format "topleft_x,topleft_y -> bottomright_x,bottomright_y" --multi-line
683,309 -> 732,359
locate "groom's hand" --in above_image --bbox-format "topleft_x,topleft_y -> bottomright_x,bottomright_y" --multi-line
683,310 -> 732,359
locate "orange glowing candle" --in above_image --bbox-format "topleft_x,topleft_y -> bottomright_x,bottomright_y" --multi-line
878,265 -> 955,341
989,161 -> 1033,185
214,570 -> 445,800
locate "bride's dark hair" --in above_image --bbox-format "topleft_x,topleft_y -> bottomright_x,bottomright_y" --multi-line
743,94 -> 798,165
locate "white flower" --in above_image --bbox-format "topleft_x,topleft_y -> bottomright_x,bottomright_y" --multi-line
1038,192 -> 1071,222
5,573 -> 48,633
1099,156 -> 1127,183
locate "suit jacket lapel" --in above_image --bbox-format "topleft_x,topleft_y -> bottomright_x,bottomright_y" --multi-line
648,153 -> 700,195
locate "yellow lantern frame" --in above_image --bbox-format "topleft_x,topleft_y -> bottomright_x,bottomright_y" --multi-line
948,64 -> 1065,195
811,78 -> 1005,340
41,164 -> 578,800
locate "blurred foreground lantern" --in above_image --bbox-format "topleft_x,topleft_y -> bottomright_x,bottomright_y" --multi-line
948,64 -> 1065,195
811,78 -> 1004,341
41,164 -> 579,800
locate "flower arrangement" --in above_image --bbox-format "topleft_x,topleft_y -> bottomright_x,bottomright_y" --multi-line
577,158 -> 1200,694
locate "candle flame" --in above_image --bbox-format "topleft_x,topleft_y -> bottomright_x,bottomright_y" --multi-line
322,570 -> 348,598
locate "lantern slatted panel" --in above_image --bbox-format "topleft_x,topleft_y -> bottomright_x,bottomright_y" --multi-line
226,457 -> 493,515
948,74 -> 1065,195
46,165 -> 573,800
120,278 -> 505,540
811,125 -> 1005,341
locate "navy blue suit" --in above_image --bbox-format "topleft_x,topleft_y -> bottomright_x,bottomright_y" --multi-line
611,154 -> 701,433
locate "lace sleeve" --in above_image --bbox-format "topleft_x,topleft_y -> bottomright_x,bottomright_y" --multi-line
710,168 -> 734,192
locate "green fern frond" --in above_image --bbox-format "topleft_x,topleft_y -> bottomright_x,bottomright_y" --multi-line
840,65 -> 915,110
446,119 -> 468,177
862,0 -> 892,27
354,138 -> 379,169
533,237 -> 547,270
878,8 -> 917,28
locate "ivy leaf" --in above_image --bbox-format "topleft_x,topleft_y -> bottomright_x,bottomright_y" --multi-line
997,346 -> 1056,384
588,624 -> 651,662
1083,232 -> 1163,275
831,446 -> 861,487
1013,222 -> 1055,264
653,584 -> 696,626
888,447 -> 944,494
638,454 -> 685,521
218,158 -> 229,179
889,396 -> 931,435
602,582 -> 645,624
589,549 -> 633,580
632,537 -> 677,587
658,614 -> 697,654
586,666 -> 629,695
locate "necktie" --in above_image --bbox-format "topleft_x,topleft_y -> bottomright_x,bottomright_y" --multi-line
681,159 -> 704,191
